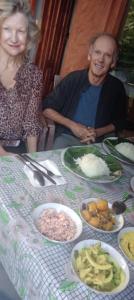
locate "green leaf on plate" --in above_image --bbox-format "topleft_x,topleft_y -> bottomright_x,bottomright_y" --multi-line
62,145 -> 122,183
0,210 -> 10,224
64,190 -> 76,200
59,280 -> 77,292
104,137 -> 134,164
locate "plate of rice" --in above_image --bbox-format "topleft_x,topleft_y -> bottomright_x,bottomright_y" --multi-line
103,137 -> 134,165
61,146 -> 122,183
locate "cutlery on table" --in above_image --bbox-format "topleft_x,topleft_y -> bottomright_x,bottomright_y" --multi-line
17,155 -> 45,186
17,155 -> 56,185
22,154 -> 59,177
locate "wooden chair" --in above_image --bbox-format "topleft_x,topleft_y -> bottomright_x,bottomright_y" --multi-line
42,75 -> 62,150
37,113 -> 48,151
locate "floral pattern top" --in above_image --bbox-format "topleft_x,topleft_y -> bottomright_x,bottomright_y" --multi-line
0,59 -> 43,141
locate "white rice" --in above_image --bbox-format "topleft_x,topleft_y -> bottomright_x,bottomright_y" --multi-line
75,153 -> 110,177
115,142 -> 134,162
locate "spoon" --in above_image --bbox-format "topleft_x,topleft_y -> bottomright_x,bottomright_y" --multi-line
22,154 -> 59,177
17,155 -> 45,186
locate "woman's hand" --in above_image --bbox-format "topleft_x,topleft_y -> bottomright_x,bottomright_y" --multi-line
26,136 -> 38,153
0,145 -> 14,156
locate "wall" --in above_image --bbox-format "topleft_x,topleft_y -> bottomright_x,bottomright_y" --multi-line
60,0 -> 129,76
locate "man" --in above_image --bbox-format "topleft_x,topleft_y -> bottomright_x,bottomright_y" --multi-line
43,33 -> 127,149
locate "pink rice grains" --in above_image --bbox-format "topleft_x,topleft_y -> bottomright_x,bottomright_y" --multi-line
36,208 -> 76,241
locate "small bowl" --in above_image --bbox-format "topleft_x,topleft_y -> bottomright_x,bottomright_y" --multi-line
32,203 -> 83,244
80,198 -> 124,233
118,227 -> 134,264
71,239 -> 129,295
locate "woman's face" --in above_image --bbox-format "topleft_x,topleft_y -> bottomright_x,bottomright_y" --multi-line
0,12 -> 28,57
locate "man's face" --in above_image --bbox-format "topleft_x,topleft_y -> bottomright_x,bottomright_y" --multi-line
88,36 -> 117,79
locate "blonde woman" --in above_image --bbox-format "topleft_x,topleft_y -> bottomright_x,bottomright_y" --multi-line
0,0 -> 43,155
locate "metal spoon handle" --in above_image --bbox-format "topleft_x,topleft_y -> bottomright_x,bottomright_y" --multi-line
20,155 -> 56,185
22,154 -> 55,177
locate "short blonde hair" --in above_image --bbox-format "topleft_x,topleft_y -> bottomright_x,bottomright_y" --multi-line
0,0 -> 39,52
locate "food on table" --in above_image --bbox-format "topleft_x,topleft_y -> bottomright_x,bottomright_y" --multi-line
75,153 -> 110,177
74,243 -> 126,292
81,199 -> 115,231
36,208 -> 76,241
120,231 -> 134,261
115,142 -> 134,162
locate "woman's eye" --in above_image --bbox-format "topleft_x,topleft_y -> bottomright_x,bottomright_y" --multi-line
3,27 -> 10,30
18,30 -> 26,33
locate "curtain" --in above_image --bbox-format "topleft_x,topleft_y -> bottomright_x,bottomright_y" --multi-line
60,0 -> 129,76
30,0 -> 36,15
35,0 -> 75,97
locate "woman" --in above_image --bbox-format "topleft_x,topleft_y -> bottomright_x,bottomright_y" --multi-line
0,0 -> 43,155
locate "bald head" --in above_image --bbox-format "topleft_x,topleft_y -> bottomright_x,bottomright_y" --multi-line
88,33 -> 119,84
89,33 -> 119,63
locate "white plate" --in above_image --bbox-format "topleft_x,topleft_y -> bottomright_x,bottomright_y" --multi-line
71,239 -> 129,295
103,137 -> 134,165
32,203 -> 82,244
118,227 -> 134,264
80,198 -> 124,233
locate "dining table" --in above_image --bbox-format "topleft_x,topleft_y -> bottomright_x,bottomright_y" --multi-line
0,144 -> 134,300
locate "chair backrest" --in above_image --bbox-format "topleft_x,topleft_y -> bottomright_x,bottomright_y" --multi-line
54,75 -> 62,88
38,75 -> 62,152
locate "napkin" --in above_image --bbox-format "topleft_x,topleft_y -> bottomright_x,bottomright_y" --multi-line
23,159 -> 66,187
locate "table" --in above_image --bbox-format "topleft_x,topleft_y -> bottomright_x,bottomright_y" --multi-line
0,147 -> 134,300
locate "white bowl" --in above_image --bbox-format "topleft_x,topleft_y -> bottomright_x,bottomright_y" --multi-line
118,227 -> 134,264
130,176 -> 134,192
71,239 -> 130,295
80,198 -> 124,233
32,203 -> 83,244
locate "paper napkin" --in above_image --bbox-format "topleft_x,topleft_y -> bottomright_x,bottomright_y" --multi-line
23,159 -> 66,187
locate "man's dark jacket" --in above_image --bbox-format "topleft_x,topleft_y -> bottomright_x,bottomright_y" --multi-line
43,69 -> 127,139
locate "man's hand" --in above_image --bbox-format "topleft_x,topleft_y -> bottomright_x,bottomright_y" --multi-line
80,126 -> 96,144
70,122 -> 96,144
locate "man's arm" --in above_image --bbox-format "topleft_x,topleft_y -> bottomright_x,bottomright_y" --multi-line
95,123 -> 115,138
43,108 -> 96,142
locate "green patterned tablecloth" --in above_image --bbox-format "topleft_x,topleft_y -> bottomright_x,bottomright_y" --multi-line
0,147 -> 134,300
